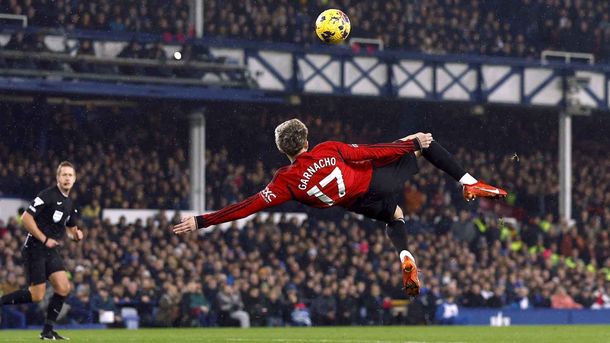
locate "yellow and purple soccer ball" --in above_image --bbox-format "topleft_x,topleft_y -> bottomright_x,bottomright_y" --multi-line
315,9 -> 351,44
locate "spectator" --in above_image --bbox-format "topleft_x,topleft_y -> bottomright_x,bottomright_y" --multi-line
551,286 -> 583,309
435,294 -> 462,325
451,210 -> 477,244
461,284 -> 487,308
72,40 -> 96,73
336,286 -> 357,325
156,284 -> 181,327
360,284 -> 387,325
487,286 -> 506,308
179,281 -> 213,327
243,286 -> 267,327
511,287 -> 532,310
117,40 -> 145,75
67,286 -> 93,324
90,286 -> 117,324
263,287 -> 285,327
217,283 -> 250,328
311,286 -> 337,326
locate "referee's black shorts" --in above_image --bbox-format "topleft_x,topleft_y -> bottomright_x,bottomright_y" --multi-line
22,246 -> 66,286
348,153 -> 419,223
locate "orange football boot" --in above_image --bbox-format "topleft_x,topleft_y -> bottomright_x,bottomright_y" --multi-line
463,181 -> 507,201
402,255 -> 420,297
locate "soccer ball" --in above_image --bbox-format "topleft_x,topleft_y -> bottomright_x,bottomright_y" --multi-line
315,9 -> 351,44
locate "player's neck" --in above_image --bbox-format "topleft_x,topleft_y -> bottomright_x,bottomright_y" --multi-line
288,148 -> 308,163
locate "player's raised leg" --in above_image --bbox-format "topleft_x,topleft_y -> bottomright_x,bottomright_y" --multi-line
421,139 -> 507,200
386,206 -> 420,297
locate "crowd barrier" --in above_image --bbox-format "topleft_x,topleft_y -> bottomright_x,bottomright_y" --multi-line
459,308 -> 610,326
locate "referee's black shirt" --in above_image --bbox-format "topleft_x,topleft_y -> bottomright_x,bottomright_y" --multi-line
24,185 -> 78,249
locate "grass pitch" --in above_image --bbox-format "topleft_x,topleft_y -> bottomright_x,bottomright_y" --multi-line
1,325 -> 608,343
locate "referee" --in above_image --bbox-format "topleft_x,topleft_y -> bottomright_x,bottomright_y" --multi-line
0,161 -> 83,340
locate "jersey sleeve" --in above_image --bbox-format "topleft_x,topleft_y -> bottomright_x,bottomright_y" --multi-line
66,207 -> 79,227
331,140 -> 420,162
26,190 -> 52,219
196,171 -> 292,229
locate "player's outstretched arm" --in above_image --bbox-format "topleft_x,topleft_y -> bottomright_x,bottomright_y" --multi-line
399,132 -> 433,147
399,132 -> 433,157
172,181 -> 291,235
332,132 -> 432,162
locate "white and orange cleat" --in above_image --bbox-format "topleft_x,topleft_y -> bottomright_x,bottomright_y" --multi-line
401,252 -> 420,297
463,181 -> 507,201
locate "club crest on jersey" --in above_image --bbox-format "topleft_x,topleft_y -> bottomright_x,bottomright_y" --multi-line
261,187 -> 276,203
53,210 -> 64,223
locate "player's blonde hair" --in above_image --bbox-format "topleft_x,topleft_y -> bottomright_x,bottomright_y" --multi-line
274,119 -> 308,157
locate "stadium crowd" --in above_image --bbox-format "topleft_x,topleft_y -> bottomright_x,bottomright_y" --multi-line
1,105 -> 610,328
2,0 -> 192,40
202,0 -> 610,60
3,0 -> 610,61
0,103 -> 190,210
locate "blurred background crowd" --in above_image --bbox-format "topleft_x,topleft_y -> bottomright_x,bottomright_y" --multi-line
3,0 -> 610,60
1,99 -> 609,328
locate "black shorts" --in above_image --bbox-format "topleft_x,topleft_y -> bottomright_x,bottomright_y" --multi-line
348,153 -> 419,223
22,247 -> 65,286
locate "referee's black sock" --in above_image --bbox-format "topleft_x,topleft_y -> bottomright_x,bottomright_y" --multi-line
386,218 -> 408,254
44,293 -> 66,331
422,141 -> 467,182
0,289 -> 32,305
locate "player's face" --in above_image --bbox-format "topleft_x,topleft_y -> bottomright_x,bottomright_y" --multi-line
56,166 -> 76,192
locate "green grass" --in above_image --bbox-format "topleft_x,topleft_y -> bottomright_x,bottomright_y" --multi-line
1,326 -> 609,343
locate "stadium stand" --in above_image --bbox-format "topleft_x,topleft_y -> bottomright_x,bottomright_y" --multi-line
203,0 -> 610,59
1,103 -> 609,327
0,103 -> 190,210
2,0 -> 192,39
1,0 -> 610,332
4,0 -> 610,60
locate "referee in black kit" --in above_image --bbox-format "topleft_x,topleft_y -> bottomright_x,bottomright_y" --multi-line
1,161 -> 83,340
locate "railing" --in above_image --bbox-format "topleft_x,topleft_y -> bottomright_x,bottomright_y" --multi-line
0,50 -> 254,88
0,13 -> 27,28
1,27 -> 610,108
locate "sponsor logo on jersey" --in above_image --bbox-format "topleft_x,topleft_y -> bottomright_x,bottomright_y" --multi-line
53,210 -> 64,223
261,187 -> 277,203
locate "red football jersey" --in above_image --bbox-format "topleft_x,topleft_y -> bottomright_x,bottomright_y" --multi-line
198,140 -> 419,228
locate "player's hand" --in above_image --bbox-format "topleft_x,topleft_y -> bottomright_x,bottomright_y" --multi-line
73,229 -> 84,242
45,238 -> 59,248
414,132 -> 433,149
172,217 -> 197,235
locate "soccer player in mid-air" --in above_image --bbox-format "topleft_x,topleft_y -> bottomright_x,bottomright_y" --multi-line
173,119 -> 506,296
0,161 -> 83,340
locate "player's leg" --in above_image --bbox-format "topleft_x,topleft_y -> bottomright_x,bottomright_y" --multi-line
421,140 -> 506,200
41,251 -> 71,340
386,206 -> 420,297
1,249 -> 46,306
0,284 -> 44,305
